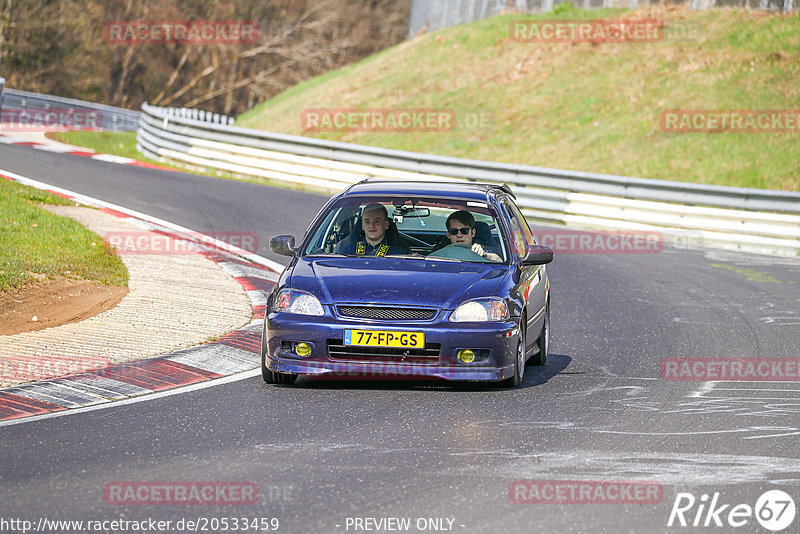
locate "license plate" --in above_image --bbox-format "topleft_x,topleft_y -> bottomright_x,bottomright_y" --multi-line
344,329 -> 424,348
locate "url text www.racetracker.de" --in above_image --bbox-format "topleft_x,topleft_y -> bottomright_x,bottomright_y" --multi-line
0,516 -> 280,534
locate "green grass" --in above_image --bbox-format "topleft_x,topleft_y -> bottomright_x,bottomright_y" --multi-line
49,131 -> 143,160
0,179 -> 128,292
235,6 -> 800,191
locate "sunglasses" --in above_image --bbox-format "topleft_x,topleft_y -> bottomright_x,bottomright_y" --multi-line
448,227 -> 472,236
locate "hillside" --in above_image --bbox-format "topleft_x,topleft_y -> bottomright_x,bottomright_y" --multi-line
237,6 -> 800,191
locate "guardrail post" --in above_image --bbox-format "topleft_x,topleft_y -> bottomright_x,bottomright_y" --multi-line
0,77 -> 5,113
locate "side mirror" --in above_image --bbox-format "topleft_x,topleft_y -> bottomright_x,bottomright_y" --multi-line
270,235 -> 296,257
522,244 -> 553,265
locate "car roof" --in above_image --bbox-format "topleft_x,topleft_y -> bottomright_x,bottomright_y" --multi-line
340,179 -> 516,201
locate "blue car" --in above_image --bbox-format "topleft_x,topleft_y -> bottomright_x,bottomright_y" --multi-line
262,179 -> 553,387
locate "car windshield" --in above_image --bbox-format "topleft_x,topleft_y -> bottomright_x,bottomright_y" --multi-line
302,196 -> 509,263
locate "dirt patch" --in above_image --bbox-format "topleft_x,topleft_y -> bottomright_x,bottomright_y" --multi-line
0,278 -> 128,335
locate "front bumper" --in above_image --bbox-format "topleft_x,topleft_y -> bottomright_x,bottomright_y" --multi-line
265,312 -> 519,382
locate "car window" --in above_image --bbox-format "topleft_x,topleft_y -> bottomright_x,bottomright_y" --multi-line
300,196 -> 509,263
508,200 -> 534,245
304,206 -> 358,255
503,199 -> 530,258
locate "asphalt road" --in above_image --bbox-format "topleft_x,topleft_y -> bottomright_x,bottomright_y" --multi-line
2,144 -> 800,534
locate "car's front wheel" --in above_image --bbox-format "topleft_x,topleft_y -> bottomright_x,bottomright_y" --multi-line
528,301 -> 549,366
503,320 -> 526,388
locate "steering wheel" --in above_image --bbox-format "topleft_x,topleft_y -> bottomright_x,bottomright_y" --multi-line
427,243 -> 491,262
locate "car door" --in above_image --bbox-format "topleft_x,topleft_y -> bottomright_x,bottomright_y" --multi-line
501,197 -> 547,351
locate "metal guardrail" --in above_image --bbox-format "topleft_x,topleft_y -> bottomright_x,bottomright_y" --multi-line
138,102 -> 800,256
1,88 -> 140,131
0,78 -> 5,113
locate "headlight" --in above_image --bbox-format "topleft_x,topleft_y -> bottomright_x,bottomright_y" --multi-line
273,289 -> 324,316
450,297 -> 510,322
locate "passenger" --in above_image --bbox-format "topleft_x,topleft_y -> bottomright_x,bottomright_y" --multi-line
336,203 -> 411,256
445,210 -> 502,262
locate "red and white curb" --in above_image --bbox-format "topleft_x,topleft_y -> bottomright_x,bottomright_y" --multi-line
0,169 -> 286,424
0,132 -> 175,171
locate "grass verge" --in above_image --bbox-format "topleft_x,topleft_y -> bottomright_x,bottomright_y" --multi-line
0,179 -> 128,292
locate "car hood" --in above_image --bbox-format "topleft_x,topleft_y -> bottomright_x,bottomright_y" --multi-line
289,257 -> 509,309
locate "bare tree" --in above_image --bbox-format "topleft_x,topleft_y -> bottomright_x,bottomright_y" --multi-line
0,0 -> 12,71
1,0 -> 411,116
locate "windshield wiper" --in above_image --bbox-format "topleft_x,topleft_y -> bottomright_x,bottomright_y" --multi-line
424,256 -> 463,263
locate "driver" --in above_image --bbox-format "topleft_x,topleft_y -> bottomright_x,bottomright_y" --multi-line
336,203 -> 411,256
445,210 -> 502,262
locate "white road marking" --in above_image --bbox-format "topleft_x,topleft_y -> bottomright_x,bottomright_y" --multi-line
0,369 -> 261,428
26,144 -> 81,153
89,153 -> 136,164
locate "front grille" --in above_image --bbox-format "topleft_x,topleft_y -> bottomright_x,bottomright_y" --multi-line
327,340 -> 440,364
337,305 -> 437,321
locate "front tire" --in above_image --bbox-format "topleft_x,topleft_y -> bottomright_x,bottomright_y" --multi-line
502,321 -> 526,388
529,301 -> 549,366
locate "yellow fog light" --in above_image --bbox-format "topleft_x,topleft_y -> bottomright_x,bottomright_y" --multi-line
457,349 -> 476,364
295,343 -> 312,357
